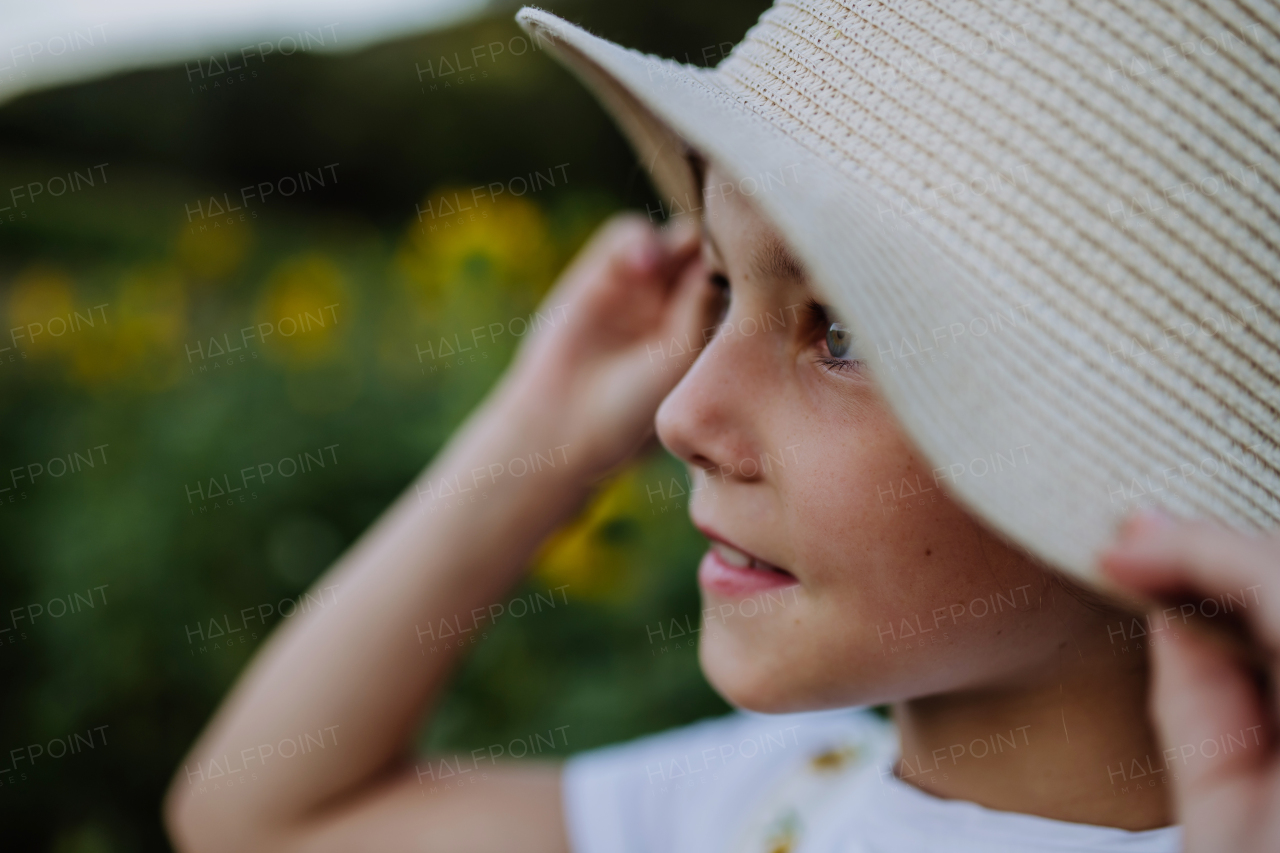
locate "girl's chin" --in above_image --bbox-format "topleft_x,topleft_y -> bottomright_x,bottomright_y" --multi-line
697,639 -> 816,714
697,547 -> 800,598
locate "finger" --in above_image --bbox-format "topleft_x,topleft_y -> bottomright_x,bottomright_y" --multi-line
588,215 -> 698,304
1115,506 -> 1178,541
657,216 -> 701,264
551,213 -> 662,299
1147,617 -> 1269,814
1099,519 -> 1280,649
639,217 -> 701,299
638,258 -> 708,382
666,247 -> 712,312
603,214 -> 666,280
615,260 -> 711,406
615,214 -> 699,282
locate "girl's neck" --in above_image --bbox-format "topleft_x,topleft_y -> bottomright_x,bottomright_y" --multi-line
891,641 -> 1171,830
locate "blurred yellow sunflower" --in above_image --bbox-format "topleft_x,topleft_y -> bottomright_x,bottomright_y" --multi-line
531,466 -> 645,602
394,186 -> 556,311
7,264 -> 78,357
67,264 -> 187,390
254,253 -> 348,368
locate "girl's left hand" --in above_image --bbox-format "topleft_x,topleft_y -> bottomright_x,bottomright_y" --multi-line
1099,513 -> 1280,853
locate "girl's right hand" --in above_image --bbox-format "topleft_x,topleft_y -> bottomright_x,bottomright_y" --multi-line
1100,515 -> 1280,853
494,212 -> 711,482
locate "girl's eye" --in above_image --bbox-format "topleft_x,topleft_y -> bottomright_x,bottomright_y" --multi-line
826,322 -> 854,360
807,297 -> 863,374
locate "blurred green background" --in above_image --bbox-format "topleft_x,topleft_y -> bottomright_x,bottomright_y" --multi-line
0,1 -> 771,848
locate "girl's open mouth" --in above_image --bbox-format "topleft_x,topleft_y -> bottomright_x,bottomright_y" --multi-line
696,533 -> 798,598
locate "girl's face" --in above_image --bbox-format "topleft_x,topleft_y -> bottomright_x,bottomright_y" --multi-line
655,164 -> 1113,712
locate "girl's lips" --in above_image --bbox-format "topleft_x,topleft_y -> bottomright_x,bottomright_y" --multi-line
697,541 -> 799,598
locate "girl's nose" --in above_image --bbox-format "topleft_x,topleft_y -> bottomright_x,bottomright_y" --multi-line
656,316 -> 769,482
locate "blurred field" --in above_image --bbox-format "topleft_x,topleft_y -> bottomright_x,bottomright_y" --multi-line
0,2 -> 770,849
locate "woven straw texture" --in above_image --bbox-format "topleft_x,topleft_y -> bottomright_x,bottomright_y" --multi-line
516,1 -> 1280,580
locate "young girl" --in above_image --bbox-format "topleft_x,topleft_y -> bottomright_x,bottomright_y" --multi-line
166,3 -> 1280,851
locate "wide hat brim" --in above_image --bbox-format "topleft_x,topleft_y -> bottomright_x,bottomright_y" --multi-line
516,4 -> 1280,582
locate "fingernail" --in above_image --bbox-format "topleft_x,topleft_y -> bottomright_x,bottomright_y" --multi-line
1120,506 -> 1176,540
626,238 -> 664,274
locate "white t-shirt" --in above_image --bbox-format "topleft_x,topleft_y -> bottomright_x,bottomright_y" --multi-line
562,707 -> 1182,853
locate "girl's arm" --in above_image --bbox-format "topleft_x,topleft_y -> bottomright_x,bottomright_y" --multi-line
164,214 -> 705,853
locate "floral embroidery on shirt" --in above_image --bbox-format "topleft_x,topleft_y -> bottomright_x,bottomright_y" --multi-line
809,744 -> 859,772
724,732 -> 879,853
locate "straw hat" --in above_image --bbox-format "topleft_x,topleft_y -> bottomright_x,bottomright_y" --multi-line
516,1 -> 1280,581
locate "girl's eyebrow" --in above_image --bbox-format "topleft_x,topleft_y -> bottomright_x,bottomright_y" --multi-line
752,236 -> 807,282
703,223 -> 806,283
